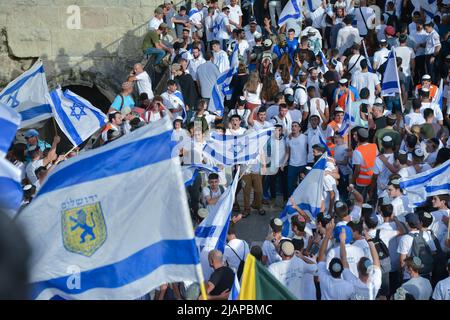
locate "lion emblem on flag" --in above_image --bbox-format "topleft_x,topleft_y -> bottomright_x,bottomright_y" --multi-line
62,202 -> 107,257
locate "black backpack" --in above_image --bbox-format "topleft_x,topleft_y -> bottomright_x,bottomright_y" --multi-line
227,242 -> 246,281
410,231 -> 434,275
373,230 -> 391,273
385,12 -> 399,31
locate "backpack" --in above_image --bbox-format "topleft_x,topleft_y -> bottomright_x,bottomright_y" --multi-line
227,242 -> 246,281
373,230 -> 391,273
192,115 -> 209,133
410,231 -> 434,275
385,12 -> 399,31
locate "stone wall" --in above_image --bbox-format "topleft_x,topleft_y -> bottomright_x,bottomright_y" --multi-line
0,0 -> 165,100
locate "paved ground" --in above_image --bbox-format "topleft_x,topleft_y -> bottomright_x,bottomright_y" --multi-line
233,194 -> 285,248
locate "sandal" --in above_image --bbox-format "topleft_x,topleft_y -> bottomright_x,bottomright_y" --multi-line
258,209 -> 266,216
242,210 -> 251,218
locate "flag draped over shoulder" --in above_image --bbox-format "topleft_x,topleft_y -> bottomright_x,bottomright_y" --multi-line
203,129 -> 273,166
0,102 -> 21,158
208,42 -> 239,117
239,254 -> 296,300
337,94 -> 355,137
182,164 -> 219,187
0,61 -> 52,128
278,0 -> 302,27
0,156 -> 23,216
381,50 -> 400,97
16,118 -> 201,300
399,159 -> 450,207
279,155 -> 326,237
50,88 -> 107,147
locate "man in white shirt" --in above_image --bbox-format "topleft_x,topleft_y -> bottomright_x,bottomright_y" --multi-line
26,136 -> 61,185
347,44 -> 364,76
371,136 -> 396,199
317,220 -> 356,300
373,39 -> 390,71
336,15 -> 362,56
395,35 -> 415,93
228,0 -> 242,31
188,46 -> 206,81
262,218 -> 287,266
285,122 -> 308,197
226,114 -> 247,136
339,227 -> 382,300
405,99 -> 425,129
432,261 -> 450,300
214,6 -> 232,48
424,21 -> 441,83
353,0 -> 376,37
128,63 -> 154,100
161,80 -> 186,119
148,7 -> 164,30
224,222 -> 249,275
352,59 -> 381,105
401,256 -> 433,300
305,115 -> 324,165
386,180 -> 409,222
211,40 -> 230,73
268,240 -> 318,300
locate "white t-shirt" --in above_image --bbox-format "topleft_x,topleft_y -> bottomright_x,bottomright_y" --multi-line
318,261 -> 355,300
347,54 -> 363,76
135,71 -> 154,100
342,267 -> 382,300
372,222 -> 402,271
226,127 -> 247,136
334,144 -> 352,175
352,71 -> 380,105
373,47 -> 390,70
354,7 -> 376,36
224,239 -> 249,274
26,159 -> 44,185
188,55 -> 207,81
405,112 -> 426,127
213,50 -> 230,73
394,46 -> 415,77
373,153 -> 395,197
432,277 -> 450,300
244,83 -> 262,105
215,13 -> 230,40
430,209 -> 450,253
306,98 -> 328,123
286,134 -> 308,166
352,239 -> 372,261
262,239 -> 282,266
420,102 -> 444,122
148,17 -> 163,30
268,256 -> 318,300
402,277 -> 433,300
326,244 -> 365,278
323,174 -> 339,214
425,29 -> 441,55
228,5 -> 242,31
391,196 -> 409,222
305,127 -> 323,164
294,86 -> 308,107
201,185 -> 223,210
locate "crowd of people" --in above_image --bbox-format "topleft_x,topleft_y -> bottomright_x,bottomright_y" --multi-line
5,0 -> 450,300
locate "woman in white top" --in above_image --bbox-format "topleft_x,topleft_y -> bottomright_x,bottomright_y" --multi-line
243,71 -> 263,112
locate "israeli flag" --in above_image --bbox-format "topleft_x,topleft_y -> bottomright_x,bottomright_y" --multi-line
16,118 -> 201,300
319,50 -> 329,74
381,50 -> 401,97
337,94 -> 355,136
203,128 -> 273,166
0,157 -> 23,216
318,131 -> 332,156
195,167 -> 240,279
0,103 -> 21,158
229,274 -> 241,301
432,78 -> 444,110
279,155 -> 326,237
189,8 -> 200,17
305,0 -> 322,12
172,90 -> 187,121
278,0 -> 302,27
420,0 -> 437,20
182,164 -> 219,187
362,40 -> 374,73
50,88 -> 107,147
399,159 -> 450,207
0,61 -> 52,128
208,43 -> 239,117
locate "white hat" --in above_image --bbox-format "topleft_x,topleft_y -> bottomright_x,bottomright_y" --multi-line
284,88 -> 294,96
339,78 -> 348,84
422,74 -> 432,80
197,208 -> 208,219
382,135 -> 393,142
335,107 -> 344,113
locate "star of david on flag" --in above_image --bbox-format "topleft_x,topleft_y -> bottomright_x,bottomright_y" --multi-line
70,103 -> 88,121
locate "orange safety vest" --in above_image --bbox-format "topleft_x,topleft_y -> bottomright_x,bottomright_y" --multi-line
355,143 -> 377,187
415,84 -> 438,99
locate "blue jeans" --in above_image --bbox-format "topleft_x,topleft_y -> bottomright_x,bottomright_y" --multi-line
287,165 -> 306,197
144,48 -> 165,65
384,96 -> 402,114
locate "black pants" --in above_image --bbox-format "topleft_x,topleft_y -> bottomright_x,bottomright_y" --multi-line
414,55 -> 426,84
269,168 -> 288,201
186,174 -> 202,222
425,55 -> 440,84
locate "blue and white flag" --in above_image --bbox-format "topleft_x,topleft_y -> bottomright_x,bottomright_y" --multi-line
189,8 -> 200,17
50,88 -> 107,147
279,155 -> 326,237
0,61 -> 52,128
172,90 -> 187,121
318,131 -> 332,156
319,50 -> 329,74
362,40 -> 374,73
203,128 -> 273,166
182,164 -> 219,187
195,167 -> 240,279
399,159 -> 450,207
337,94 -> 355,136
0,157 -> 23,216
305,0 -> 322,12
432,78 -> 444,110
381,50 -> 401,97
0,103 -> 21,158
278,0 -> 302,27
420,0 -> 437,20
229,274 -> 241,301
16,118 -> 201,300
208,43 -> 239,117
